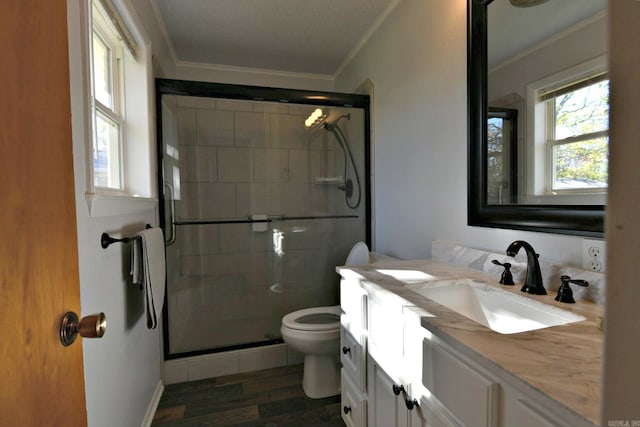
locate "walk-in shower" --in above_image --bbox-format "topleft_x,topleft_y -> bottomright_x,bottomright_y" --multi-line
156,80 -> 370,358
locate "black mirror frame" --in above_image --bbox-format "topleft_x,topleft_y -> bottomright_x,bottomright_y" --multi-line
467,0 -> 605,237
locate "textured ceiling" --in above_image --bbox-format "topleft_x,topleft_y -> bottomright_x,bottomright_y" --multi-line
152,0 -> 398,75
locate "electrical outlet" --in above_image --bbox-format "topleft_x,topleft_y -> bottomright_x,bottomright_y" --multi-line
582,239 -> 606,272
589,259 -> 603,272
588,246 -> 600,258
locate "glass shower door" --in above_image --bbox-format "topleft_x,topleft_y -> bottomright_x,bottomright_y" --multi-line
159,92 -> 368,357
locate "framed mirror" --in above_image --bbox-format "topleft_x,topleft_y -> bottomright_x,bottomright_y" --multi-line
468,0 -> 607,237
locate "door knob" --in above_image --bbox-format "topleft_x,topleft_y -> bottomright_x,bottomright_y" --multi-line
60,311 -> 106,346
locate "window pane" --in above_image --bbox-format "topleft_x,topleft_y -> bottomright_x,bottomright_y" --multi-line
94,112 -> 122,189
554,80 -> 609,140
487,117 -> 505,199
487,117 -> 504,154
92,32 -> 113,109
553,137 -> 608,190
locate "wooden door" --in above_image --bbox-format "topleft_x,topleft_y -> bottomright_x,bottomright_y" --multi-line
0,1 -> 87,425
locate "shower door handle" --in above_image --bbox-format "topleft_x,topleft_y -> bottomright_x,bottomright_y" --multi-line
164,182 -> 177,246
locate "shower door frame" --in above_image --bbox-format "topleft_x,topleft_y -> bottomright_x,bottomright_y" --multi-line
155,78 -> 371,360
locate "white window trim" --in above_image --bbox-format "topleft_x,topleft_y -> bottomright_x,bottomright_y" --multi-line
73,0 -> 157,216
524,54 -> 608,205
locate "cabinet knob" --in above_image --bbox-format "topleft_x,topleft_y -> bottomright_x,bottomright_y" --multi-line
342,346 -> 351,355
392,384 -> 405,396
405,398 -> 418,410
343,406 -> 352,414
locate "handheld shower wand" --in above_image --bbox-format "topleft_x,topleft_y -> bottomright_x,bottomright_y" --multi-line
304,110 -> 362,210
323,114 -> 361,209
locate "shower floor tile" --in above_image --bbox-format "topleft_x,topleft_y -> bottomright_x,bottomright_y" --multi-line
152,364 -> 345,427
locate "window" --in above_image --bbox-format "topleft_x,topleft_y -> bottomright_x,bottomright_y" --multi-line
525,56 -> 609,203
487,108 -> 518,204
541,74 -> 609,193
90,9 -> 124,191
76,0 -> 155,215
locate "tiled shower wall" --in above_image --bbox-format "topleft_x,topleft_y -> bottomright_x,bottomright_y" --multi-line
161,96 -> 367,355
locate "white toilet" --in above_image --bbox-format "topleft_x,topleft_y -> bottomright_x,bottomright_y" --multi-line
280,242 -> 370,398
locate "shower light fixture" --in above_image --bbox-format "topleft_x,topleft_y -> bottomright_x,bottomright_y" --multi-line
304,108 -> 327,128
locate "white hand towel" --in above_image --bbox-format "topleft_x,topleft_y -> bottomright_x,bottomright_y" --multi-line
138,227 -> 166,329
130,238 -> 142,286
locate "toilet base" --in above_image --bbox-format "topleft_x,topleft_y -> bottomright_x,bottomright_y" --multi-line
302,354 -> 340,398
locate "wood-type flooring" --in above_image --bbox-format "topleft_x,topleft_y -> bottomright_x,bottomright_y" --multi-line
152,364 -> 346,427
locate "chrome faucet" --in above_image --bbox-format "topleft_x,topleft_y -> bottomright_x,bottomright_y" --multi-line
506,240 -> 546,295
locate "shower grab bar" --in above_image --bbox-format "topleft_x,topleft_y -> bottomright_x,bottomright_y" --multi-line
172,214 -> 359,226
163,182 -> 177,246
101,224 -> 152,249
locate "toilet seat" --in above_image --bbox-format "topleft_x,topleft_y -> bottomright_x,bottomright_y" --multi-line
282,306 -> 340,331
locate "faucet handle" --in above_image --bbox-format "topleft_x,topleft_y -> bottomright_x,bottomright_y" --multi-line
491,259 -> 514,286
555,275 -> 589,304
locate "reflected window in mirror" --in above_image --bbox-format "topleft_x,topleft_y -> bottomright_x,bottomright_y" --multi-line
541,72 -> 608,195
487,108 -> 518,205
524,57 -> 609,205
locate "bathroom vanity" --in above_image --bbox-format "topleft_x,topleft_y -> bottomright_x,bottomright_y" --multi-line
338,258 -> 602,427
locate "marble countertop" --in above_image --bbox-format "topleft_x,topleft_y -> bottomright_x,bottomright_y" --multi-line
338,257 -> 603,426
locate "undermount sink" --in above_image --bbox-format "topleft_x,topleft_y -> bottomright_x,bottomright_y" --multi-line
406,280 -> 585,334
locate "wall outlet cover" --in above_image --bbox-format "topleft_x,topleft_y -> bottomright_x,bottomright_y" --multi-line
582,239 -> 606,272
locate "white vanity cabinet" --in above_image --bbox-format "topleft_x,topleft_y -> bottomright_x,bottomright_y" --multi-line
340,273 -> 368,427
339,269 -> 592,427
340,274 -> 458,427
421,332 -> 586,427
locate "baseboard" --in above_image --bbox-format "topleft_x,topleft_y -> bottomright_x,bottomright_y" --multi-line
140,380 -> 164,427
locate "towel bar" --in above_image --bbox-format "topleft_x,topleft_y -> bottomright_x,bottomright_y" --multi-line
101,224 -> 152,249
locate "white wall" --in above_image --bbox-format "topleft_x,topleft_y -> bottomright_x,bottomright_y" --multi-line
335,0 -> 599,267
67,2 -> 162,426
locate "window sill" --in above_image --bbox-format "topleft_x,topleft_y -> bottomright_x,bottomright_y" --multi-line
86,194 -> 157,217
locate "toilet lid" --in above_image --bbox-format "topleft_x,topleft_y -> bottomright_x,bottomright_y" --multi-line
282,306 -> 341,331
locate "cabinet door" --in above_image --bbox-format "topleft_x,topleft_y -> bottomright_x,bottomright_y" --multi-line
407,383 -> 458,427
342,370 -> 367,427
510,399 -> 563,427
423,339 -> 499,427
340,277 -> 367,332
408,406 -> 457,427
341,326 -> 366,391
368,297 -> 404,364
368,356 -> 407,427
